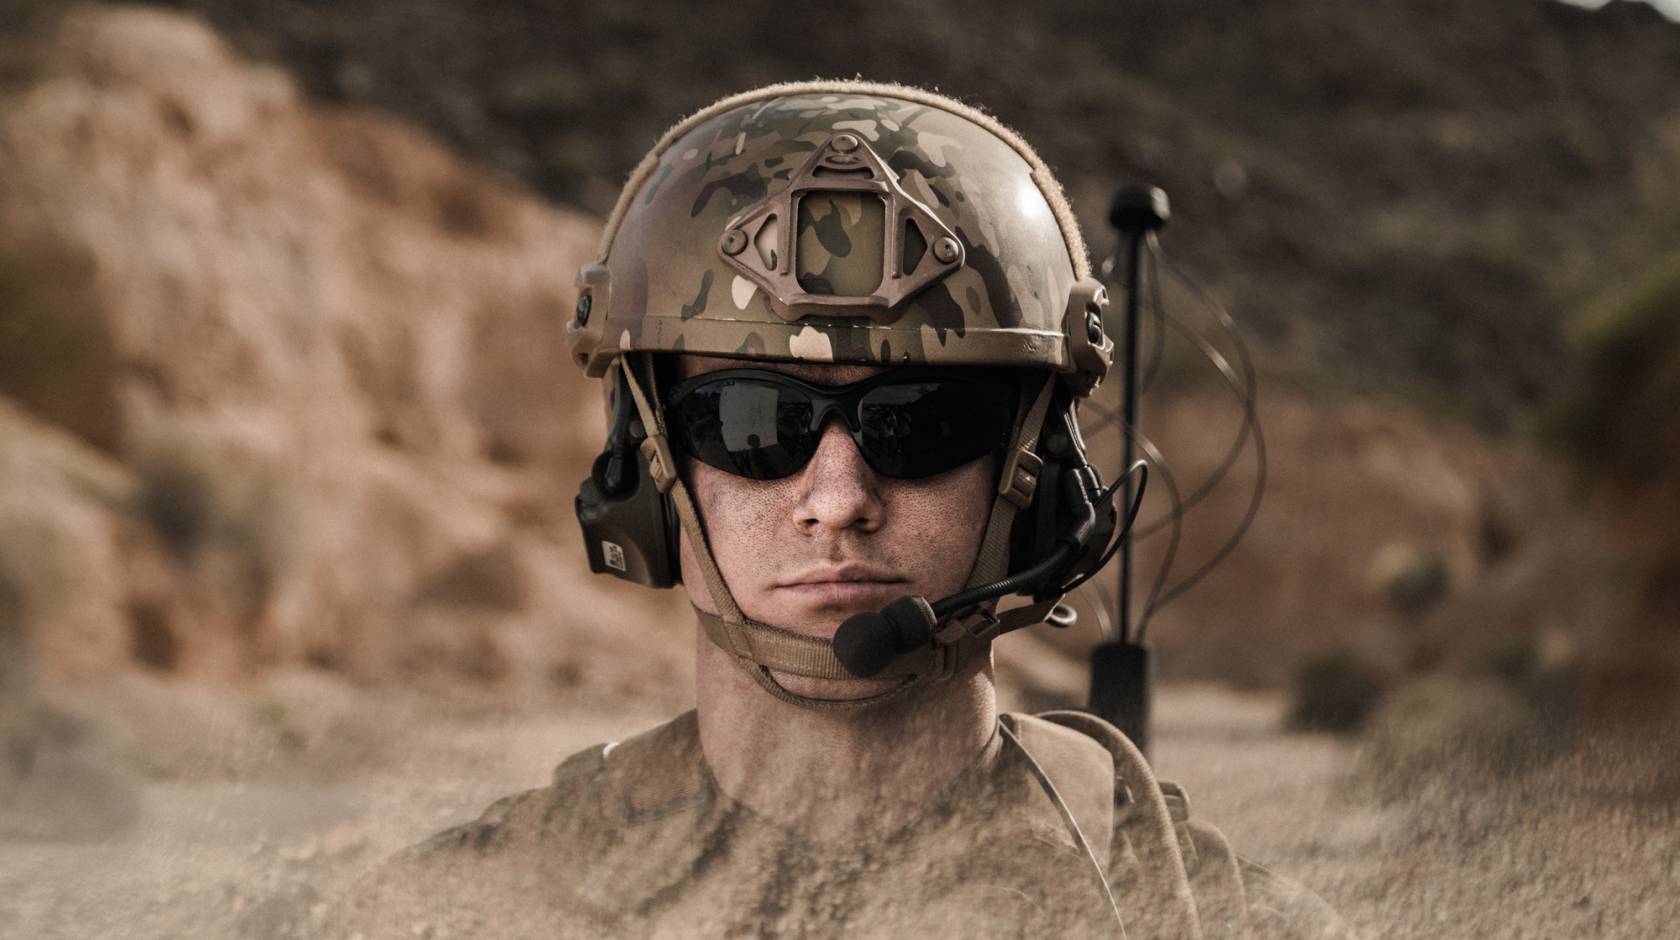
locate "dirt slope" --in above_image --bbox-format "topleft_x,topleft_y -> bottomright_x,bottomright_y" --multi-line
0,5 -> 692,706
0,4 -> 1645,703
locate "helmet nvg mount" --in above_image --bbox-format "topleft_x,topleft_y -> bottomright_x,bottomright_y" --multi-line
570,81 -> 1116,709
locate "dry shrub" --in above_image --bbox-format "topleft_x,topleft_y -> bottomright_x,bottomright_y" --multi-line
1357,668 -> 1580,800
1548,256 -> 1680,493
1285,650 -> 1388,734
1368,543 -> 1451,619
1547,257 -> 1680,619
133,443 -> 217,560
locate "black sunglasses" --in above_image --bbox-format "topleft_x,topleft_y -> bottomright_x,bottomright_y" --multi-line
662,368 -> 1018,481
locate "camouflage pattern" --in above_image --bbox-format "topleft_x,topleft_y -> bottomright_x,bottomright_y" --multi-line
570,89 -> 1091,378
793,191 -> 886,297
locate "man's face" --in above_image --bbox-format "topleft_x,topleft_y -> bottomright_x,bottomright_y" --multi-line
674,356 -> 1000,649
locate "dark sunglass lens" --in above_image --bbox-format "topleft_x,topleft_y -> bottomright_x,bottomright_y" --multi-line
859,379 -> 1014,479
668,378 -> 815,480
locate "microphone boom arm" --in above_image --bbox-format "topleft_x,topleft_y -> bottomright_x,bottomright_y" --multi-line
834,457 -> 1148,678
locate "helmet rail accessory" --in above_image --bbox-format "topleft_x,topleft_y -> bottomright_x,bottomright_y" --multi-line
718,133 -> 965,317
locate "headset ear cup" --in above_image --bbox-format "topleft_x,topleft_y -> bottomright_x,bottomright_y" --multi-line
575,418 -> 684,589
1008,459 -> 1061,577
1008,460 -> 1061,577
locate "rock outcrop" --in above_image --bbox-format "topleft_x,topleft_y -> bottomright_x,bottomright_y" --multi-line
0,5 -> 693,707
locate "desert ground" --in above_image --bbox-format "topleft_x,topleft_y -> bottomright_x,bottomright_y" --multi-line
3,675 -> 1675,939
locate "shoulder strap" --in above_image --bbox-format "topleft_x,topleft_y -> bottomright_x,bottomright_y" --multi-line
999,713 -> 1118,874
1037,709 -> 1205,939
1161,782 -> 1250,938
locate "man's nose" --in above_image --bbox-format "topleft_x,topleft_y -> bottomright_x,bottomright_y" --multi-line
793,419 -> 883,534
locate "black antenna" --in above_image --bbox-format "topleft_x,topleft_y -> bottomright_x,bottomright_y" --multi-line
1088,185 -> 1168,755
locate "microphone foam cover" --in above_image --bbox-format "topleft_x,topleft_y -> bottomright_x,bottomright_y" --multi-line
834,612 -> 895,678
834,595 -> 938,678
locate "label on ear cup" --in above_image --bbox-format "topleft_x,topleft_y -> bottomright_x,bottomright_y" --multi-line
602,541 -> 628,572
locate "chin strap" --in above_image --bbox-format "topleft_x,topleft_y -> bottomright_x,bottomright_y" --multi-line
618,354 -> 1058,711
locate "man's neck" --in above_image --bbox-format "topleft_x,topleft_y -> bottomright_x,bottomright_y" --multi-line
694,626 -> 997,842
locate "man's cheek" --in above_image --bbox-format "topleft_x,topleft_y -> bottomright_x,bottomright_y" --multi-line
706,483 -> 781,563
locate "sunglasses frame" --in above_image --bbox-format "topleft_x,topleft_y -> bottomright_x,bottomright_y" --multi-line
662,367 -> 1019,481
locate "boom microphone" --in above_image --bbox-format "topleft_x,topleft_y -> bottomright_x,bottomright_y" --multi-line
833,541 -> 1081,678
832,458 -> 1148,679
832,596 -> 939,678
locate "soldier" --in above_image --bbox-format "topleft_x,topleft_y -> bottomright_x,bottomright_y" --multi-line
337,81 -> 1352,938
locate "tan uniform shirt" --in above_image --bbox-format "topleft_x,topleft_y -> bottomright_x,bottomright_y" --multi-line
335,711 -> 1352,938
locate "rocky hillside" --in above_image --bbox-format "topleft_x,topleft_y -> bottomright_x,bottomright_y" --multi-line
0,6 -> 693,708
0,5 -> 1668,720
55,0 -> 1680,427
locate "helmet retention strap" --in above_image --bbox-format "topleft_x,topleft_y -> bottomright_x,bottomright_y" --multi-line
932,372 -> 1060,645
973,372 -> 1058,588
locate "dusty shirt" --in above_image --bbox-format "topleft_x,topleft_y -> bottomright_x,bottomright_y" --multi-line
334,711 -> 1352,938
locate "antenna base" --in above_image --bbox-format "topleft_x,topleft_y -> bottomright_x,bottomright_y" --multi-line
1088,640 -> 1153,756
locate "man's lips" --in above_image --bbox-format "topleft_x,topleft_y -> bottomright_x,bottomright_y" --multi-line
773,564 -> 910,606
776,563 -> 907,587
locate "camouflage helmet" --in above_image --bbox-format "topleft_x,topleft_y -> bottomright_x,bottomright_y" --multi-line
571,83 -> 1120,708
569,81 -> 1112,391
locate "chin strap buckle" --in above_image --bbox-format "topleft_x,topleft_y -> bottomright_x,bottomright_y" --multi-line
940,596 -> 1065,647
999,447 -> 1044,509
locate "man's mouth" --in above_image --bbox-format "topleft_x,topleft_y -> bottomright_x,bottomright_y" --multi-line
774,564 -> 910,607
